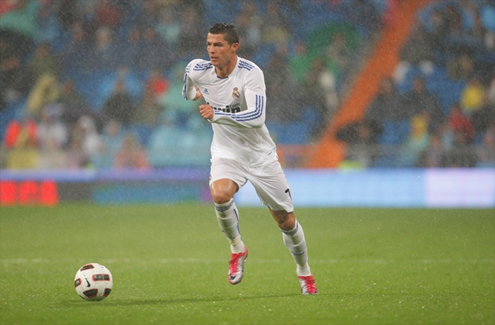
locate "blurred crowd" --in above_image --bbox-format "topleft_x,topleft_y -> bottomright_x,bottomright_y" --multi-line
0,0 -> 390,170
338,0 -> 495,168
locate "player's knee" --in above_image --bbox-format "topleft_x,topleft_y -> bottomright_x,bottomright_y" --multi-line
278,218 -> 296,231
210,180 -> 237,204
210,188 -> 234,205
211,193 -> 232,205
272,210 -> 296,231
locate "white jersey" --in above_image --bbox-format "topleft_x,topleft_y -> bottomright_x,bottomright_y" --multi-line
183,56 -> 277,166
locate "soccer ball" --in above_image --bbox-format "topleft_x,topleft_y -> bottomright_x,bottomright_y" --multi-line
74,263 -> 113,301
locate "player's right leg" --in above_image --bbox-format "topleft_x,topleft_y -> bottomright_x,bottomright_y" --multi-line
211,178 -> 247,285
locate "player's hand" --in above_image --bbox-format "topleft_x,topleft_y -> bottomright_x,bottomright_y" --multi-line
199,104 -> 214,120
193,86 -> 203,101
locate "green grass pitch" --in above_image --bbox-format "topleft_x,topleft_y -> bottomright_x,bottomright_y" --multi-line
1,204 -> 494,324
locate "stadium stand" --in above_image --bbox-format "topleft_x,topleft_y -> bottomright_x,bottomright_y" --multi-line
310,0 -> 495,168
1,0 -> 492,170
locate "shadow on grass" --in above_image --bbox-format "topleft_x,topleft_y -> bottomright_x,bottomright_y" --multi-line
60,292 -> 303,307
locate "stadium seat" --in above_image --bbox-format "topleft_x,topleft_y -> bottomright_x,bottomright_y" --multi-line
378,120 -> 410,146
426,67 -> 466,115
132,125 -> 154,146
267,121 -> 310,145
251,43 -> 277,69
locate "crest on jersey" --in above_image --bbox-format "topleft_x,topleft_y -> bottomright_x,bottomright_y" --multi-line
232,87 -> 240,99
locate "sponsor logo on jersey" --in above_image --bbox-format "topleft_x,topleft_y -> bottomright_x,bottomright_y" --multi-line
210,103 -> 241,113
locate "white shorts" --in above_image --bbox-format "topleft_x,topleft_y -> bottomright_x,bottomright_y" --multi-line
210,158 -> 294,212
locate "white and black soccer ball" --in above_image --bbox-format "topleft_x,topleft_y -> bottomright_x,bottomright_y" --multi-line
74,263 -> 113,301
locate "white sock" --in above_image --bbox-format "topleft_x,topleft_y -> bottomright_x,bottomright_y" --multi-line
297,263 -> 312,277
282,221 -> 312,276
214,199 -> 245,254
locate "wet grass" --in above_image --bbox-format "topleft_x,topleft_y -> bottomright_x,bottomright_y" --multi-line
1,204 -> 494,324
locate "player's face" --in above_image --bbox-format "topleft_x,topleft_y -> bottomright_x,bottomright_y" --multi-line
206,33 -> 238,68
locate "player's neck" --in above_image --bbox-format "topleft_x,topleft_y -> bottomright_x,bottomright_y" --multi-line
215,56 -> 237,78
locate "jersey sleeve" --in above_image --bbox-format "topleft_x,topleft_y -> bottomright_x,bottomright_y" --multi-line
211,67 -> 266,129
182,60 -> 199,101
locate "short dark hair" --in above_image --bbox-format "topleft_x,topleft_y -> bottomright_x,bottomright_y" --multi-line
209,23 -> 239,45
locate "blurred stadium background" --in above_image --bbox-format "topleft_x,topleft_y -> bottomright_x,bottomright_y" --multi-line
0,0 -> 494,207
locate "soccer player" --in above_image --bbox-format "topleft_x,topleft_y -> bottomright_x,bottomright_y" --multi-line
182,23 -> 317,295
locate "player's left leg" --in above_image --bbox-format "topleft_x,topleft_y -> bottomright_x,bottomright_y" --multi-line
248,160 -> 318,294
270,209 -> 317,295
270,210 -> 309,272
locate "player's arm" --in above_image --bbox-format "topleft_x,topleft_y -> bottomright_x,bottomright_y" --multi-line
210,68 -> 266,128
182,61 -> 203,101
